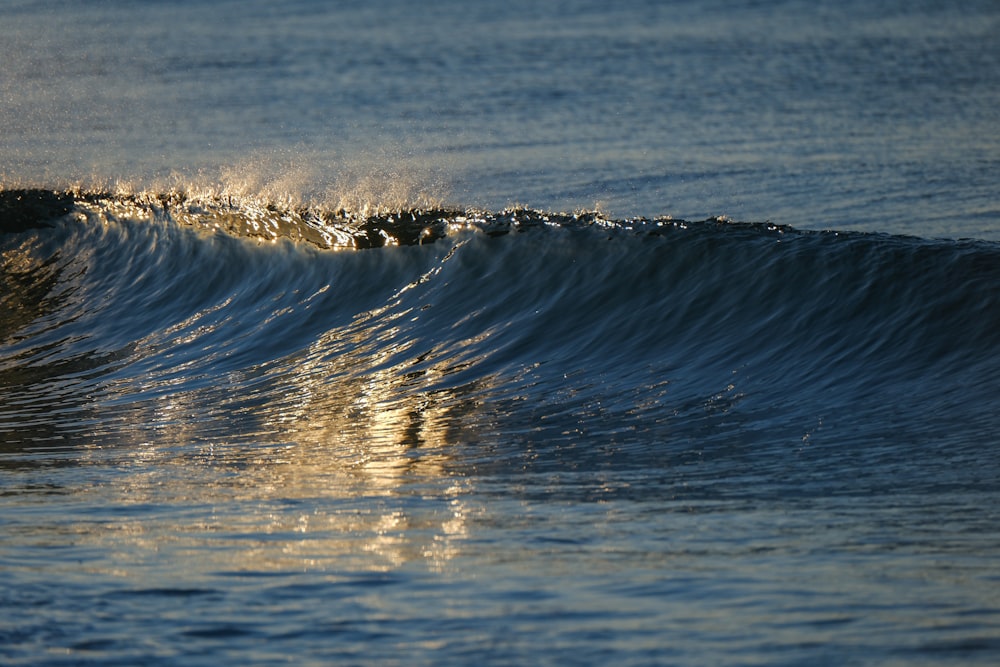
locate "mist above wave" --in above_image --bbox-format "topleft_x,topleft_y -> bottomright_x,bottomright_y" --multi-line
2,146 -> 456,216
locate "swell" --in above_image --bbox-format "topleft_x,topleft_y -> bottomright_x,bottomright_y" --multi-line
2,188 -> 999,485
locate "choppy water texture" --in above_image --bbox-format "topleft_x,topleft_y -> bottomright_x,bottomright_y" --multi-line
2,0 -> 1000,665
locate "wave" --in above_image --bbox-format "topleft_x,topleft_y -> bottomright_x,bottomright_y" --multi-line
2,188 -> 999,483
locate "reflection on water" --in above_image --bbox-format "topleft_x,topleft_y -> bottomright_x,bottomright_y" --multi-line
32,371 -> 486,576
0,233 -> 500,577
89,370 -> 483,575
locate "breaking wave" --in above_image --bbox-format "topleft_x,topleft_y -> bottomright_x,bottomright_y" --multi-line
2,187 -> 999,489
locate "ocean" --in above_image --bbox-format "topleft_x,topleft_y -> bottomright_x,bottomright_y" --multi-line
2,1 -> 1000,665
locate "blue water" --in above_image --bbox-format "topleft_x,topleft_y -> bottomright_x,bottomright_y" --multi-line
3,1 -> 1000,665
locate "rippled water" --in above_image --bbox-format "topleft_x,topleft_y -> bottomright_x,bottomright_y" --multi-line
3,1 -> 1000,665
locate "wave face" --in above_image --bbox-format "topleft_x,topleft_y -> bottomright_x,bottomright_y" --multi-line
3,190 -> 1000,663
4,189 -> 998,464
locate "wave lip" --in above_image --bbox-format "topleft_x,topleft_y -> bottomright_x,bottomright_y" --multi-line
1,187 -> 798,250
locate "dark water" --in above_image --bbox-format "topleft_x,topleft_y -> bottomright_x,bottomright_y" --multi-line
3,1 -> 1000,665
3,190 -> 1000,665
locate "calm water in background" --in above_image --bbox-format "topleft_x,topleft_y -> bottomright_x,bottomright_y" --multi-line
2,1 -> 1000,665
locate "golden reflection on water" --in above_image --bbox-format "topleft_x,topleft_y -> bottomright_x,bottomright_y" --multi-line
79,304 -> 496,577
3,226 -> 501,577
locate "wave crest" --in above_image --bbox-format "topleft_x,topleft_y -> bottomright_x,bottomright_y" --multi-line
1,187 -> 799,250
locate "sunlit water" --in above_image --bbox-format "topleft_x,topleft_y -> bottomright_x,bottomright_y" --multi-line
2,1 -> 1000,665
